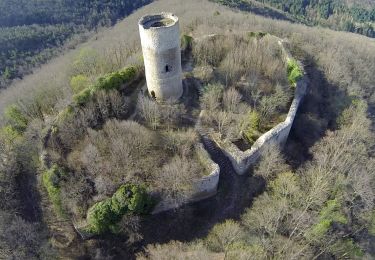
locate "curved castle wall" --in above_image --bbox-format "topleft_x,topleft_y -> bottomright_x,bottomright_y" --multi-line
212,39 -> 309,175
139,13 -> 183,102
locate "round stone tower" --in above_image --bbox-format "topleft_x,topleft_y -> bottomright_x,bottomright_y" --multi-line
138,13 -> 183,102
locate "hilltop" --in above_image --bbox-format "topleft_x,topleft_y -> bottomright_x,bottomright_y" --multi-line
0,0 -> 374,259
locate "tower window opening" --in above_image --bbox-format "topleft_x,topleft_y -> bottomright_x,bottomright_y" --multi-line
165,65 -> 170,72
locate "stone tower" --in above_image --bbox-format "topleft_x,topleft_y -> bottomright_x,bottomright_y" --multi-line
138,13 -> 183,102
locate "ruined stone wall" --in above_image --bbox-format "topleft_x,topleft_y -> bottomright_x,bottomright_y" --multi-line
192,143 -> 220,201
139,13 -> 183,102
216,77 -> 308,175
213,40 -> 309,175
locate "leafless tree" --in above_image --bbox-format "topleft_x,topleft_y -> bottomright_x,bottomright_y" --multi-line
137,95 -> 160,130
223,88 -> 242,113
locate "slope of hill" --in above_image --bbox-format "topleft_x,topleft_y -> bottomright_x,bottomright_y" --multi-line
0,0 -> 152,89
0,0 -> 374,259
214,0 -> 375,37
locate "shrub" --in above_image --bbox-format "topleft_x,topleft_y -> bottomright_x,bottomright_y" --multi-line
247,31 -> 267,39
92,66 -> 137,91
73,88 -> 92,106
329,239 -> 364,258
86,183 -> 153,234
306,199 -> 347,241
73,66 -> 138,106
193,35 -> 228,67
70,75 -> 89,94
55,105 -> 74,124
287,59 -> 303,86
42,164 -> 66,217
243,110 -> 260,145
137,95 -> 161,130
200,83 -> 224,111
181,35 -> 193,51
223,88 -> 242,113
0,125 -> 23,145
4,104 -> 28,134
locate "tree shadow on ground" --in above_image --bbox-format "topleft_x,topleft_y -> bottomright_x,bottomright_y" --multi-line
285,57 -> 354,168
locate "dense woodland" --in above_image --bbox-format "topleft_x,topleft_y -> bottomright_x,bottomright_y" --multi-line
214,0 -> 375,37
0,0 -> 374,259
0,0 -> 151,88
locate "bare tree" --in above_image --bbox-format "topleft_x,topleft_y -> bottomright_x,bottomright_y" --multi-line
155,155 -> 200,208
254,143 -> 290,180
137,95 -> 160,130
223,88 -> 242,113
200,83 -> 223,112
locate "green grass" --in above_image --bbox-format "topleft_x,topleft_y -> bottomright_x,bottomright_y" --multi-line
306,199 -> 347,241
42,165 -> 66,218
287,59 -> 303,86
73,88 -> 92,106
4,104 -> 28,134
243,110 -> 261,145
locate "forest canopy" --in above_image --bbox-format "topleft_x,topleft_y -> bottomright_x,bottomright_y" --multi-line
214,0 -> 375,37
0,0 -> 151,89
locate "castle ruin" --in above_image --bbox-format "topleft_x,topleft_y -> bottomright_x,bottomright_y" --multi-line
138,13 -> 183,102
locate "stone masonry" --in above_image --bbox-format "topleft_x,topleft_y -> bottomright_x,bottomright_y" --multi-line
139,13 -> 183,102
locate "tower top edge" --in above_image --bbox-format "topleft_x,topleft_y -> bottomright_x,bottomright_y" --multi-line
139,13 -> 179,30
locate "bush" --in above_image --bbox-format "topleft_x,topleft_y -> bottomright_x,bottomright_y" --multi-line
200,83 -> 224,111
193,35 -> 228,67
243,110 -> 260,145
86,183 -> 153,234
137,95 -> 161,129
70,75 -> 89,94
306,199 -> 347,241
287,59 -> 303,86
73,66 -> 138,106
329,239 -> 364,258
92,66 -> 137,91
0,125 -> 23,144
73,88 -> 92,106
42,164 -> 66,217
4,104 -> 28,134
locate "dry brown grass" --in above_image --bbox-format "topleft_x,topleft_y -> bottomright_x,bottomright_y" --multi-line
1,0 -> 374,124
